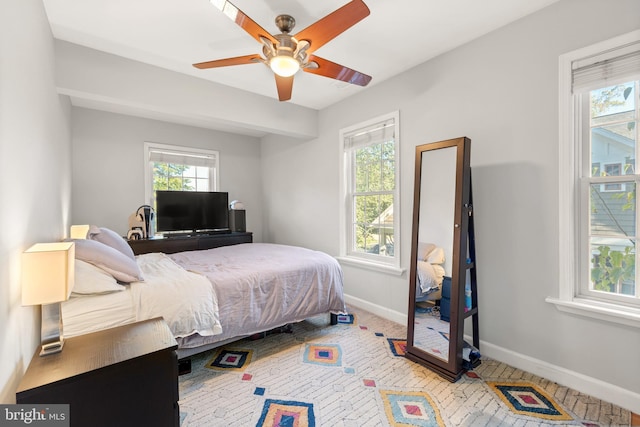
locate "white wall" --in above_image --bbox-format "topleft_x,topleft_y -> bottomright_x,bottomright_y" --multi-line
261,0 -> 640,411
0,0 -> 72,403
55,40 -> 319,139
71,108 -> 264,240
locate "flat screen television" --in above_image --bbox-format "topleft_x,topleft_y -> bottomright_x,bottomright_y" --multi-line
156,190 -> 230,234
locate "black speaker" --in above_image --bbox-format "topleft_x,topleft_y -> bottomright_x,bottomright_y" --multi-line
229,209 -> 246,232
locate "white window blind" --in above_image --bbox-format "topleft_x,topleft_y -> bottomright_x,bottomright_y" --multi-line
148,148 -> 217,169
572,41 -> 640,92
343,118 -> 396,151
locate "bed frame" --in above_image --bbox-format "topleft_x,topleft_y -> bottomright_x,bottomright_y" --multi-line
176,313 -> 339,374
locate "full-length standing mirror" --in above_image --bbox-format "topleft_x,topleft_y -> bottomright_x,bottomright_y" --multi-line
406,137 -> 479,382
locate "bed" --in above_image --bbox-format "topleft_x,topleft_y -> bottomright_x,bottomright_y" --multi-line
61,227 -> 347,358
415,242 -> 446,302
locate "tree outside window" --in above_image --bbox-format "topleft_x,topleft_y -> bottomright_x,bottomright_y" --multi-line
353,140 -> 395,256
153,163 -> 211,192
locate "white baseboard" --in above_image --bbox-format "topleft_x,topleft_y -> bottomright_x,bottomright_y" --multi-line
345,293 -> 639,414
479,340 -> 640,414
344,293 -> 406,325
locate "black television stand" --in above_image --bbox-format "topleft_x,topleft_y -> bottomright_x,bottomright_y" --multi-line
161,229 -> 232,238
128,231 -> 252,255
161,232 -> 192,239
195,229 -> 232,236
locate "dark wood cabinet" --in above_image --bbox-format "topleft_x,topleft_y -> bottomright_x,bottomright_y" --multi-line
128,231 -> 253,255
16,318 -> 179,427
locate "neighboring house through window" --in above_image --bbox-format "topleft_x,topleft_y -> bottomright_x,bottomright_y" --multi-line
602,163 -> 623,191
144,142 -> 220,207
552,30 -> 640,327
338,111 -> 402,274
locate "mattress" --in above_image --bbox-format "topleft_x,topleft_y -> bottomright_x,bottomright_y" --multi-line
62,288 -> 136,337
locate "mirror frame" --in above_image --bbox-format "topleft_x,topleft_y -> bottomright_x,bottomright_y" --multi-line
406,136 -> 472,382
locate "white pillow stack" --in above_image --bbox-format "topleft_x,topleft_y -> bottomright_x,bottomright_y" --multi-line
70,226 -> 144,296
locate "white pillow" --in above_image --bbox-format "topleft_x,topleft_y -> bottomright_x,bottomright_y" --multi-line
72,259 -> 125,295
426,247 -> 445,265
74,239 -> 144,283
88,226 -> 136,261
417,242 -> 436,260
417,242 -> 445,264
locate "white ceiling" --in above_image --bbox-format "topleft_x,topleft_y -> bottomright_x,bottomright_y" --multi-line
43,0 -> 559,110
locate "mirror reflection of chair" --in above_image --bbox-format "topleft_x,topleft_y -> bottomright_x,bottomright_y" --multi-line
406,137 -> 480,382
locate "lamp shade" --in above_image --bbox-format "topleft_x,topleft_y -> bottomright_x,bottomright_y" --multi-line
270,55 -> 300,77
70,224 -> 90,239
22,242 -> 75,306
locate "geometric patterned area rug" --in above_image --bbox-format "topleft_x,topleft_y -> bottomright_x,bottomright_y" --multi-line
386,338 -> 407,357
303,343 -> 343,366
380,389 -> 445,426
205,348 -> 254,372
413,309 -> 450,361
255,399 -> 315,427
487,381 -> 573,422
178,305 -> 633,426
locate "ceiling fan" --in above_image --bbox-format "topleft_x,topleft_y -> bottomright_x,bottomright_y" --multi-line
193,0 -> 372,102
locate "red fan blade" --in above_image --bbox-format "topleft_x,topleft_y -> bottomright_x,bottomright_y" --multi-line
304,55 -> 372,86
294,0 -> 370,53
193,54 -> 262,69
210,0 -> 277,45
274,74 -> 294,101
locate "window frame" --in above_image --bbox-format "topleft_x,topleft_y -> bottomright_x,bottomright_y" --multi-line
143,142 -> 220,206
550,30 -> 640,328
582,80 -> 640,304
338,111 -> 403,275
601,163 -> 623,192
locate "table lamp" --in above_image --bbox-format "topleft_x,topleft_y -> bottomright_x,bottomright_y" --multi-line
69,224 -> 90,239
22,242 -> 75,356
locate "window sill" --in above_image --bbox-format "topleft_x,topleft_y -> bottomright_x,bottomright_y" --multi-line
546,296 -> 640,328
336,256 -> 405,276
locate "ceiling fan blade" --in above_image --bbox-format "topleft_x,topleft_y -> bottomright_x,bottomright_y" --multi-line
304,55 -> 372,86
274,75 -> 294,101
193,54 -> 262,69
210,0 -> 277,45
294,0 -> 370,53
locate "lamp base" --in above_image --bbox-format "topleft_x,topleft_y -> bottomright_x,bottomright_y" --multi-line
40,303 -> 64,356
40,339 -> 64,356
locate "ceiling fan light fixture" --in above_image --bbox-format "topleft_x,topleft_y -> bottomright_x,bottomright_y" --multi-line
269,54 -> 300,77
195,0 -> 373,101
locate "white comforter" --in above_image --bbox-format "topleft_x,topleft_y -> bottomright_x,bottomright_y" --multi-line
62,252 -> 223,339
169,243 -> 346,348
131,253 -> 222,338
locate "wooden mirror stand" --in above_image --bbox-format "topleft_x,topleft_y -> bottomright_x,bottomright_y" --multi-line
405,136 -> 480,382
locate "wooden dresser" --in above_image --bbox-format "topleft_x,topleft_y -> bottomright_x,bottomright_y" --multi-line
16,318 -> 179,427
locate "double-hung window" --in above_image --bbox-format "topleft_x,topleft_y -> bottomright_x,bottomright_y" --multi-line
553,30 -> 640,327
144,142 -> 220,206
339,111 -> 401,274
